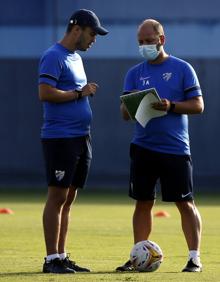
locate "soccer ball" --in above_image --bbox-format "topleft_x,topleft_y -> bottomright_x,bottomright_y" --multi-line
130,240 -> 163,272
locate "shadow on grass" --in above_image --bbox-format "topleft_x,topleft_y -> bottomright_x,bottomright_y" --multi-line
0,272 -> 41,277
0,270 -> 182,277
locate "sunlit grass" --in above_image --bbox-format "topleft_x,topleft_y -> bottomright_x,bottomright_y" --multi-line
0,190 -> 219,281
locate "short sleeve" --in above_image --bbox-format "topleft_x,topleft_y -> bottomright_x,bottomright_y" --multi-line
123,68 -> 136,93
183,63 -> 202,99
38,51 -> 62,87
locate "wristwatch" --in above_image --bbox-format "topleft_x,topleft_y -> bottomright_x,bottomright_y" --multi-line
75,90 -> 83,100
168,102 -> 175,112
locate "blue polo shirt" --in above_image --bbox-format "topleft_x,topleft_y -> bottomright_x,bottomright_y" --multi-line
38,43 -> 92,138
124,55 -> 202,155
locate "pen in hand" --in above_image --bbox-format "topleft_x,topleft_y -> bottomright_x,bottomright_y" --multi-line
81,83 -> 99,98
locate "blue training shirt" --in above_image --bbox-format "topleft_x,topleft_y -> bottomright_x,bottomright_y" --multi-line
38,43 -> 92,138
123,55 -> 202,155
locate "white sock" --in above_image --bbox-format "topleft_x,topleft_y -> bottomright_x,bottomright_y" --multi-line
189,250 -> 201,264
46,253 -> 60,263
59,252 -> 67,260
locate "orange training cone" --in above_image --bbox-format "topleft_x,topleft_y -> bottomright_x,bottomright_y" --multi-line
154,210 -> 170,217
0,208 -> 14,214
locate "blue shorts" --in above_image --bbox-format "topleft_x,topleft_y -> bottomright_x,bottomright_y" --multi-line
129,143 -> 194,202
42,136 -> 92,189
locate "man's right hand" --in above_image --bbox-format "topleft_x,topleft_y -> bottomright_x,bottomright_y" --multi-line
120,103 -> 131,121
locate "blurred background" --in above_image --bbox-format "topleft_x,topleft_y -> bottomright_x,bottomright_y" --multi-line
0,0 -> 219,191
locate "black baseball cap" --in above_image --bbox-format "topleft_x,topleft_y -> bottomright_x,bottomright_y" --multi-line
69,9 -> 108,36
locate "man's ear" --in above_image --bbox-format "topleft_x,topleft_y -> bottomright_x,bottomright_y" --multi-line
159,35 -> 165,45
70,25 -> 82,36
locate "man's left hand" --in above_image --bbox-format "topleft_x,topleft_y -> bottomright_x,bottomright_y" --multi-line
151,99 -> 171,111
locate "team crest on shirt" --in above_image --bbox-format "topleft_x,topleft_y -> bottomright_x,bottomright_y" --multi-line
163,72 -> 172,81
140,76 -> 150,86
55,170 -> 65,181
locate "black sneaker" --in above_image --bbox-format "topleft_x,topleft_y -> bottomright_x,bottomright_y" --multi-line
62,256 -> 90,272
182,258 -> 202,272
116,260 -> 134,272
43,258 -> 75,274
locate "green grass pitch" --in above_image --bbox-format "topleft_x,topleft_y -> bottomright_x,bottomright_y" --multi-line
0,190 -> 219,281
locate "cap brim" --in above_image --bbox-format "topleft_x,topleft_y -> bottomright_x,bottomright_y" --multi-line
94,26 -> 109,36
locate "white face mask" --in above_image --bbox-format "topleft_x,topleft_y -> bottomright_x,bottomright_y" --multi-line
139,44 -> 160,61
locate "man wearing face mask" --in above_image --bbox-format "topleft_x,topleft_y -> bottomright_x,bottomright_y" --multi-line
38,9 -> 108,274
116,19 -> 204,272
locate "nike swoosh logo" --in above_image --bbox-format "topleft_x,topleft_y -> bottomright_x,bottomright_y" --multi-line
140,76 -> 150,80
181,192 -> 191,198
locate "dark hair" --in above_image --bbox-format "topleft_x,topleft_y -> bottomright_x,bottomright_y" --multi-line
66,23 -> 74,33
66,22 -> 86,33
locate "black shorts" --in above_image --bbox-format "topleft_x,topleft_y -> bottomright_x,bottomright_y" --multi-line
42,136 -> 92,189
129,143 -> 194,202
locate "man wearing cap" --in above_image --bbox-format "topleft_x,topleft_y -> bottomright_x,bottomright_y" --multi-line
38,9 -> 108,274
